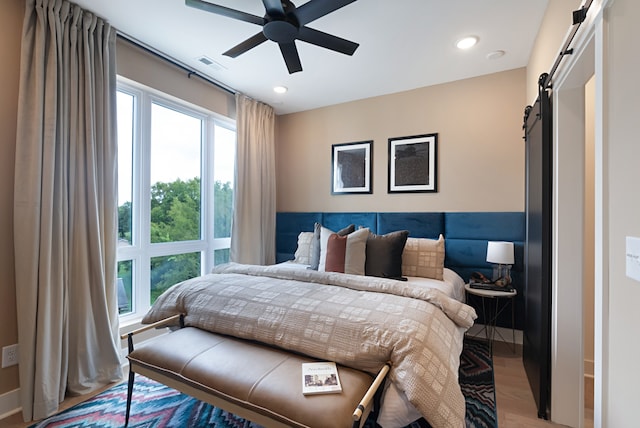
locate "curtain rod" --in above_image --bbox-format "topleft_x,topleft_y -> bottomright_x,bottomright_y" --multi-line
543,0 -> 594,90
116,31 -> 237,96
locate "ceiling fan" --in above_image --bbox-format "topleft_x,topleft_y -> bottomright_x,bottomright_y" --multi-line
185,0 -> 360,74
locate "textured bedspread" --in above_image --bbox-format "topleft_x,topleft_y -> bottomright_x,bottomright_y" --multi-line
142,263 -> 477,428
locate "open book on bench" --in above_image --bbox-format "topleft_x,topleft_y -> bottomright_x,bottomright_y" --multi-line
302,361 -> 343,395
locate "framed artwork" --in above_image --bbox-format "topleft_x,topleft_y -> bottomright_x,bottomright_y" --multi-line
331,141 -> 373,194
388,133 -> 438,193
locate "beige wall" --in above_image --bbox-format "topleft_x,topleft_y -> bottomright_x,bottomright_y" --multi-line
276,68 -> 526,213
116,39 -> 235,118
0,0 -> 23,398
526,0 -> 583,104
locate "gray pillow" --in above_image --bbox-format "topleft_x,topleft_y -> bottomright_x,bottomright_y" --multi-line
308,222 -> 355,270
365,230 -> 410,279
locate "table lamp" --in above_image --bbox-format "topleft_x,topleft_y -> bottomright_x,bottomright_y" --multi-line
486,241 -> 514,286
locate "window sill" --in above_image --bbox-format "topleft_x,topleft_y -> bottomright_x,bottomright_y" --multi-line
119,315 -> 145,331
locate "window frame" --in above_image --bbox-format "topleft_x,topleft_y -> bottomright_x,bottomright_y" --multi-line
116,77 -> 235,321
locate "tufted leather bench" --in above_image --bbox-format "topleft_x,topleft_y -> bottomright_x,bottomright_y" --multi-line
123,317 -> 388,428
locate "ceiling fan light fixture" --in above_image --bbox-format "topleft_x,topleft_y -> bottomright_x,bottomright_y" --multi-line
456,36 -> 478,50
185,0 -> 360,74
273,85 -> 288,94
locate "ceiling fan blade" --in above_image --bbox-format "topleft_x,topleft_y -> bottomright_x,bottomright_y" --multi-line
222,32 -> 268,58
279,42 -> 302,74
185,0 -> 264,26
296,0 -> 358,25
297,27 -> 358,56
262,0 -> 285,16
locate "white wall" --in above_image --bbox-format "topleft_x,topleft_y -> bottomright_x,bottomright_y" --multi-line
603,0 -> 640,425
583,76 -> 595,410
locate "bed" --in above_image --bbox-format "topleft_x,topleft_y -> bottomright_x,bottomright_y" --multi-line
129,211 -> 525,428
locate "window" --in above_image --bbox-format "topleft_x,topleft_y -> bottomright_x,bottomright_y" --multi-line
116,79 -> 235,318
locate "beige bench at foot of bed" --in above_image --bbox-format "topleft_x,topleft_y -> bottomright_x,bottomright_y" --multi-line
123,316 -> 389,428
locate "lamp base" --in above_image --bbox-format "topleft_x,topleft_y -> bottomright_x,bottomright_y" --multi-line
492,264 -> 512,286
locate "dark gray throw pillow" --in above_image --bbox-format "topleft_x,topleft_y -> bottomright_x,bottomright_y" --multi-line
365,230 -> 410,279
308,222 -> 355,270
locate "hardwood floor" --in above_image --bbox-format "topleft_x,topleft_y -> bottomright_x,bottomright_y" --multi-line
492,341 -> 568,427
2,342 -> 586,427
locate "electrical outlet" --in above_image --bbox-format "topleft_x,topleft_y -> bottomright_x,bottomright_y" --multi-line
2,344 -> 19,368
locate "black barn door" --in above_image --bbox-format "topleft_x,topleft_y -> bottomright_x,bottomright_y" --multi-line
522,74 -> 552,419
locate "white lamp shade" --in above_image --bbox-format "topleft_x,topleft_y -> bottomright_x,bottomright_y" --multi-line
486,241 -> 514,265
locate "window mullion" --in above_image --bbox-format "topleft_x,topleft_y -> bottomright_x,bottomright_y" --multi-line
203,116 -> 216,274
136,91 -> 152,316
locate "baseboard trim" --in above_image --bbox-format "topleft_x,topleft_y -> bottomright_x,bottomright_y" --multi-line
1,325 -> 171,424
0,388 -> 21,422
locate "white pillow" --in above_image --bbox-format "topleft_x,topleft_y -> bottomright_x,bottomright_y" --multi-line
318,227 -> 369,275
293,231 -> 314,264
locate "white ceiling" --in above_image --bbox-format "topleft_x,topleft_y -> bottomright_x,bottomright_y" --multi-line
72,0 -> 549,115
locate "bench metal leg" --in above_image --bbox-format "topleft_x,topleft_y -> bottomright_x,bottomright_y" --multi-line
121,317 -> 185,427
125,369 -> 135,427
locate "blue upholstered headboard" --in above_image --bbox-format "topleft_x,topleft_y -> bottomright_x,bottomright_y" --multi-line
276,211 -> 525,329
275,211 -> 525,288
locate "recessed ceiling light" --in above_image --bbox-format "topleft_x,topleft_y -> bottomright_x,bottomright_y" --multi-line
273,86 -> 288,94
456,36 -> 478,50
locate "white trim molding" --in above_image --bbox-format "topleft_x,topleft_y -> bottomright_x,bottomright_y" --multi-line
0,388 -> 21,422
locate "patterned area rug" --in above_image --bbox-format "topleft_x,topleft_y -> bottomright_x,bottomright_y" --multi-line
30,338 -> 496,428
458,339 -> 498,428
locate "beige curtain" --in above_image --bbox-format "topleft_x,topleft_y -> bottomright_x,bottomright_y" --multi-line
231,94 -> 276,265
14,0 -> 122,421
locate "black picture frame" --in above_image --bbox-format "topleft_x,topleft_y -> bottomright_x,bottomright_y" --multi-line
388,133 -> 438,193
331,141 -> 373,194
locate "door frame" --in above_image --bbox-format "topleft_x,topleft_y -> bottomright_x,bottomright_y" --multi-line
548,1 -> 609,426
